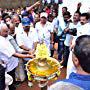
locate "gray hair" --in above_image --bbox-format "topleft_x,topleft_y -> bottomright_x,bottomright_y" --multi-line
11,14 -> 20,20
0,23 -> 7,32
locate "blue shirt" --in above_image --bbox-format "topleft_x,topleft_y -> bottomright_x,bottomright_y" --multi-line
63,72 -> 90,90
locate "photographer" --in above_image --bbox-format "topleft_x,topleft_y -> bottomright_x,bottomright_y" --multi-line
61,27 -> 73,67
60,11 -> 73,67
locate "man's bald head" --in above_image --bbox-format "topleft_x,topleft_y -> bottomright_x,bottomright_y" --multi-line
0,23 -> 9,37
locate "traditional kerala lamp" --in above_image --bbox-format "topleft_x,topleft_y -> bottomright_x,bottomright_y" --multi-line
26,42 -> 61,90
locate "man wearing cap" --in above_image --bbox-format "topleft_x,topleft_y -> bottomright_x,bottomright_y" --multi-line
16,17 -> 38,55
35,12 -> 54,54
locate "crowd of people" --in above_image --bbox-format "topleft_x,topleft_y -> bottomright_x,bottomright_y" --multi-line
0,1 -> 90,90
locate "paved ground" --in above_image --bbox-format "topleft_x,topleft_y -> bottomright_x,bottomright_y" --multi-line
16,67 -> 66,90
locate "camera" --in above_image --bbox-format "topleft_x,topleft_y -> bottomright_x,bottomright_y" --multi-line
67,28 -> 77,36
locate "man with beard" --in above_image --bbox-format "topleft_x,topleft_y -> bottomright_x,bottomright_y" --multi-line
60,11 -> 72,67
67,13 -> 90,79
12,14 -> 23,35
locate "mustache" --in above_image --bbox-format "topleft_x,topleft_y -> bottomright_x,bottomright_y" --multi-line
24,27 -> 30,30
80,22 -> 84,25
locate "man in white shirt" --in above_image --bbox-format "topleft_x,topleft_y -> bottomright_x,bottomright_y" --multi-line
0,23 -> 34,90
16,17 -> 38,57
35,12 -> 54,54
66,11 -> 81,78
0,24 -> 19,73
12,14 -> 24,35
67,13 -> 90,79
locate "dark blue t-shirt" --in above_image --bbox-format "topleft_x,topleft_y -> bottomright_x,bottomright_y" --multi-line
59,72 -> 90,90
22,11 -> 34,23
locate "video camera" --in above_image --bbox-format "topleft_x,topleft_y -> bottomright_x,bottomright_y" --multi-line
67,28 -> 77,36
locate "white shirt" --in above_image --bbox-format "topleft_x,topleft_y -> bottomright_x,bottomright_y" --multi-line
77,23 -> 90,36
55,0 -> 59,3
56,16 -> 66,36
15,23 -> 24,35
72,23 -> 90,46
16,27 -> 38,50
66,22 -> 90,79
47,0 -> 51,3
35,21 -> 53,50
0,36 -> 18,72
52,17 -> 58,30
64,22 -> 81,46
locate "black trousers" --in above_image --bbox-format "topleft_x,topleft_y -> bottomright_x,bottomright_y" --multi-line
7,68 -> 16,90
62,46 -> 70,67
58,40 -> 65,61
